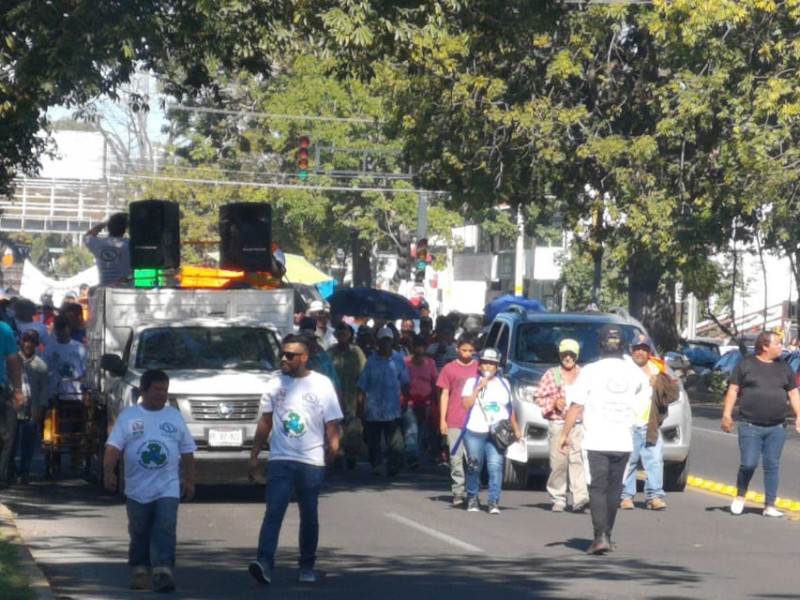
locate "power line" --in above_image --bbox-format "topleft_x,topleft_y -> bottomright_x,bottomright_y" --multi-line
167,104 -> 382,125
116,173 -> 447,196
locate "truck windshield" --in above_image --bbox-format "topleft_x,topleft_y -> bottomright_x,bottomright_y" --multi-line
136,327 -> 281,371
514,322 -> 644,365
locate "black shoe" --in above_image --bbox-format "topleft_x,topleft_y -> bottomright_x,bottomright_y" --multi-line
152,572 -> 175,593
586,533 -> 611,555
248,561 -> 271,585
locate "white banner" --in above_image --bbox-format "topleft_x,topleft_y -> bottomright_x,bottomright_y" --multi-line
18,259 -> 99,306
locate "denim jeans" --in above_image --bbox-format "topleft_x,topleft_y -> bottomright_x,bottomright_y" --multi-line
621,426 -> 664,500
402,407 -> 419,461
736,422 -> 787,506
10,419 -> 37,480
464,430 -> 504,504
126,497 -> 180,569
256,460 -> 325,570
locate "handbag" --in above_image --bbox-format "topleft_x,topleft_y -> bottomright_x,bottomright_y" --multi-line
490,419 -> 517,450
474,381 -> 516,450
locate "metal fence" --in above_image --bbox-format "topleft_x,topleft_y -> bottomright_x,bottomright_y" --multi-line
0,177 -> 130,233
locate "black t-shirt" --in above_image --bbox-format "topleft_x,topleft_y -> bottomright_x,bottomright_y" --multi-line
730,355 -> 797,425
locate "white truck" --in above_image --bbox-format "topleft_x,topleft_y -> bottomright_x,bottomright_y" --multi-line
86,286 -> 294,486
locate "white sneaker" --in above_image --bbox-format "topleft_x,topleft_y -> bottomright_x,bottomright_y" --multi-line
730,496 -> 745,515
763,506 -> 784,518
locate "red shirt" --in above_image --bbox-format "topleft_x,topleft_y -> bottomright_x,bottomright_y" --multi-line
405,356 -> 438,405
436,359 -> 479,428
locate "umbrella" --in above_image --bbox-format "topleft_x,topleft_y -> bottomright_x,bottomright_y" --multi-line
328,287 -> 420,320
484,294 -> 547,322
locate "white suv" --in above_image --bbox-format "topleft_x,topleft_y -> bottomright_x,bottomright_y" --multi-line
483,308 -> 693,491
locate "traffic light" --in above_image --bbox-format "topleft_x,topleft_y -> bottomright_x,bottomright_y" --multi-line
395,229 -> 412,281
414,237 -> 428,283
297,136 -> 310,181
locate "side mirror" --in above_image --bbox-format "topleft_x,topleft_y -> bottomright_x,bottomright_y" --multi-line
100,354 -> 127,377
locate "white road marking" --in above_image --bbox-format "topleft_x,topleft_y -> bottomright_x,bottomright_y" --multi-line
385,512 -> 484,553
693,425 -> 734,437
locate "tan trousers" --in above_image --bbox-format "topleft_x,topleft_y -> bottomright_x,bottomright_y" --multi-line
547,421 -> 588,508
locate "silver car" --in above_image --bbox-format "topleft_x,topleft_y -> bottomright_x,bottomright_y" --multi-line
482,308 -> 692,490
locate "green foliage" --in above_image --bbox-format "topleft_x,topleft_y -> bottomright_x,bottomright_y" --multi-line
557,247 -> 628,312
0,533 -> 35,600
55,246 -> 93,278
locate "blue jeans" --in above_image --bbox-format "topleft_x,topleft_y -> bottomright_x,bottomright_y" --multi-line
256,460 -> 325,570
736,422 -> 786,506
621,426 -> 664,500
126,497 -> 180,569
464,430 -> 504,504
402,407 -> 419,461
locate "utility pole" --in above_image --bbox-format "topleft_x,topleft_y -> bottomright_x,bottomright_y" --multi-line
514,207 -> 525,296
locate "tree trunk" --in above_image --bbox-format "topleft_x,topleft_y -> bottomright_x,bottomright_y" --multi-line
628,259 -> 679,351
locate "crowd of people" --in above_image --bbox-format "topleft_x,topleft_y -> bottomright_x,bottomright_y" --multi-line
5,212 -> 799,590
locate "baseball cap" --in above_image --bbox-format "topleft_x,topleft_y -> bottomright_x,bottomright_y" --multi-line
631,332 -> 653,349
478,347 -> 502,363
376,326 -> 394,340
307,300 -> 329,315
559,338 -> 580,357
598,324 -> 624,352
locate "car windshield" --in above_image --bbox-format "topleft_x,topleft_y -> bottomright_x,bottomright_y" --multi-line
514,321 -> 645,364
136,326 -> 281,371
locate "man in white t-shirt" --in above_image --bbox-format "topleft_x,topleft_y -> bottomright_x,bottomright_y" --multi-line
248,334 -> 343,586
103,369 -> 196,593
560,324 -> 649,555
84,212 -> 132,286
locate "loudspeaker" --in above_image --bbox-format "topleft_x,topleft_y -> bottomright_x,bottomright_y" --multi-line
129,200 -> 181,269
219,203 -> 273,271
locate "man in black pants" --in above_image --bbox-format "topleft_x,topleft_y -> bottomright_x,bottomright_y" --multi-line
559,324 -> 649,554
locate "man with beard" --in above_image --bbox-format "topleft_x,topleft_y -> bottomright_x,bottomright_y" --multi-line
248,335 -> 342,585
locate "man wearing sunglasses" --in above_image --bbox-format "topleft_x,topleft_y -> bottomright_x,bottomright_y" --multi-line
248,334 -> 343,586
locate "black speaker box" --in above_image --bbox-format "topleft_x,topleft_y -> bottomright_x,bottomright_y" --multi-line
219,203 -> 273,271
129,200 -> 181,269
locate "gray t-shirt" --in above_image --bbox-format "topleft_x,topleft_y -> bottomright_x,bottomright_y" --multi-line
85,235 -> 131,285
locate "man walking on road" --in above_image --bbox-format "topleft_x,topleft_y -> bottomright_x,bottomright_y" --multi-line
248,334 -> 342,585
535,338 -> 588,513
103,369 -> 196,593
620,334 -> 677,511
560,324 -> 648,555
437,333 -> 478,505
721,330 -> 800,517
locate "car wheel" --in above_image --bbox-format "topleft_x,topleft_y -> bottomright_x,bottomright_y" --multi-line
502,459 -> 529,490
664,457 -> 689,492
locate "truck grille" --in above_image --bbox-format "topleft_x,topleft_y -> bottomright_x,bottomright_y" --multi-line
183,395 -> 261,421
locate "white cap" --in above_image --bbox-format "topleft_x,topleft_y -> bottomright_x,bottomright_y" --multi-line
307,300 -> 328,315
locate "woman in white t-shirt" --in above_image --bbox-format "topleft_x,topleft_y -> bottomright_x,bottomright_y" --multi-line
460,347 -> 522,515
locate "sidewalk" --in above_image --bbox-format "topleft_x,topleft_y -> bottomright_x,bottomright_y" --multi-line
0,502 -> 53,600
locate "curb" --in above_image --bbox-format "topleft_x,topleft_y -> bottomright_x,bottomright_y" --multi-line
687,475 -> 800,519
0,503 -> 54,600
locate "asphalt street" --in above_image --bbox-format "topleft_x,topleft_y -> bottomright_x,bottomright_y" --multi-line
3,403 -> 800,599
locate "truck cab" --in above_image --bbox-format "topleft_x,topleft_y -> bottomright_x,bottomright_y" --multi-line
88,286 -> 294,485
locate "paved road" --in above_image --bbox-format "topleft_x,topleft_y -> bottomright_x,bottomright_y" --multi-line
4,404 -> 800,599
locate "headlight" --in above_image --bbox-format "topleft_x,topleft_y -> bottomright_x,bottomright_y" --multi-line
514,382 -> 538,403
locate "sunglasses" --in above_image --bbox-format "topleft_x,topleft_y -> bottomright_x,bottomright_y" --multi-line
281,351 -> 306,360
560,352 -> 577,359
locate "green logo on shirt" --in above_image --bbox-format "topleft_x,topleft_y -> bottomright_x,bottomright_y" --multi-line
138,441 -> 168,469
282,411 -> 306,437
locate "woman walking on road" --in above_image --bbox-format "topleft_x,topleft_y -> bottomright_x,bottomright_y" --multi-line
721,330 -> 800,517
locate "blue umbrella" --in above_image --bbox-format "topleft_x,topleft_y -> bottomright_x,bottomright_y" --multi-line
484,294 -> 546,322
328,287 -> 420,320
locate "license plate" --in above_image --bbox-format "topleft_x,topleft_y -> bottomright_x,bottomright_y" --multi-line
208,428 -> 243,447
